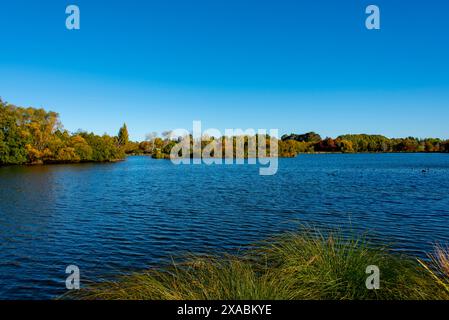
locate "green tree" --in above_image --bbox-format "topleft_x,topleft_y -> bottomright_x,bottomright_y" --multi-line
282,132 -> 322,144
0,99 -> 28,164
0,99 -> 126,165
70,135 -> 93,161
337,139 -> 354,153
118,123 -> 129,146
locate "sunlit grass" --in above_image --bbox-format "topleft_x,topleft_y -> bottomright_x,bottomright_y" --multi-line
418,245 -> 449,295
70,229 -> 449,300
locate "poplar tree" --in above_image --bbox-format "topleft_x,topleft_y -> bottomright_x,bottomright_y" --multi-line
118,123 -> 129,146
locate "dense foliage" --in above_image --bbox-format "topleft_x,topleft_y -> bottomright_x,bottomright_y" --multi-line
142,132 -> 449,159
280,132 -> 449,155
2,98 -> 448,164
281,131 -> 322,143
0,99 -> 125,165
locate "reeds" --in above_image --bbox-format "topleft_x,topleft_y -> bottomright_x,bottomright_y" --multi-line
70,229 -> 449,300
418,245 -> 449,295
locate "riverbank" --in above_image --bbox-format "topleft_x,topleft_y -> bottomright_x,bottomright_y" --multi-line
70,230 -> 449,300
0,157 -> 125,168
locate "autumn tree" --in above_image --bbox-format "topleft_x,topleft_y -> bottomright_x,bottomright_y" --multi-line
336,139 -> 354,153
0,100 -> 125,165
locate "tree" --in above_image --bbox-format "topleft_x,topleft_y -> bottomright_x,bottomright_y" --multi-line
70,135 -> 93,161
315,137 -> 338,152
118,123 -> 129,146
282,132 -> 322,143
279,140 -> 300,157
0,99 -> 28,164
0,100 -> 126,165
394,137 -> 420,152
337,139 -> 354,153
337,134 -> 392,152
442,140 -> 449,153
79,132 -> 125,162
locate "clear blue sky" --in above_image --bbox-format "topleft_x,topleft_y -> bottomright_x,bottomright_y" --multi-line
1,0 -> 448,141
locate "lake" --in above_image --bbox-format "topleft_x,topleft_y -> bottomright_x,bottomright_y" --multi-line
1,154 -> 449,299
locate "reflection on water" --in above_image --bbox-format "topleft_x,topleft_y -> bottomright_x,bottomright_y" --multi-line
1,154 -> 449,299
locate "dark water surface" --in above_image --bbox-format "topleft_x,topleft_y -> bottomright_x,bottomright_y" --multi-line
1,154 -> 449,299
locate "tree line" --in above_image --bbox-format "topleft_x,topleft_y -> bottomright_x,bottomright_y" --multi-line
0,99 -> 125,165
2,99 -> 448,165
280,132 -> 449,155
126,131 -> 449,159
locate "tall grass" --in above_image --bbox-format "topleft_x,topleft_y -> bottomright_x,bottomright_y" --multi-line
419,245 -> 449,295
71,229 -> 449,300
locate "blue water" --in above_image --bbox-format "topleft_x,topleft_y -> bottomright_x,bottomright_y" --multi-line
1,154 -> 449,299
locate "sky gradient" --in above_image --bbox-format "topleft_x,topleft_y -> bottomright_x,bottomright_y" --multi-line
1,0 -> 448,140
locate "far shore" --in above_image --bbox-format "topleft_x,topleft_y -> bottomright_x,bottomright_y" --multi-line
2,100 -> 448,166
2,151 -> 447,168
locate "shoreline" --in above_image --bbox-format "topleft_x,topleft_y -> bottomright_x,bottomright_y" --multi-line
1,152 -> 447,168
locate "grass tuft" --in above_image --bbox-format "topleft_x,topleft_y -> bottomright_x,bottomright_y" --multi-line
418,245 -> 449,295
69,229 -> 449,300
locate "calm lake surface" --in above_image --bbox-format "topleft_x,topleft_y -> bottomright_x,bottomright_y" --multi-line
1,154 -> 449,299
